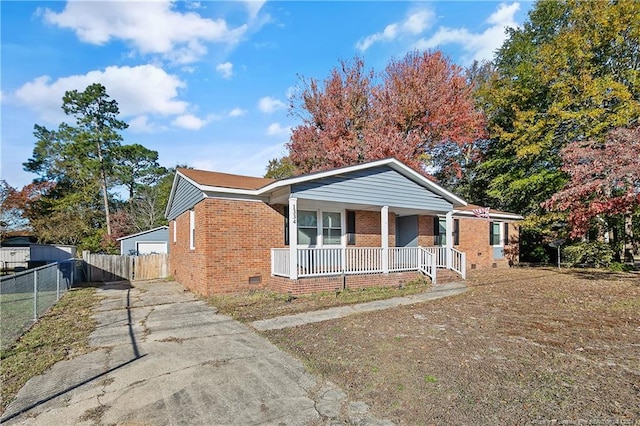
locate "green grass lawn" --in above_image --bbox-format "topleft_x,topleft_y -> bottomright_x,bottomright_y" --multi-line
1,290 -> 61,351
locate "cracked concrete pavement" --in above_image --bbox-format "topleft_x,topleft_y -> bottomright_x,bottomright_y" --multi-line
2,281 -> 391,425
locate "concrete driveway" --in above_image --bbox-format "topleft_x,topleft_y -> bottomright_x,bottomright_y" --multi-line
2,281 -> 390,425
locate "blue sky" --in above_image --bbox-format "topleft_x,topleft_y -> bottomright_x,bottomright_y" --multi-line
1,1 -> 534,192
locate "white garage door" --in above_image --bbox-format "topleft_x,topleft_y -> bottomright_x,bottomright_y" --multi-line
137,242 -> 167,255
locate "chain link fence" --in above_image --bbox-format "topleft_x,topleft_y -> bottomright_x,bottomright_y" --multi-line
0,259 -> 85,351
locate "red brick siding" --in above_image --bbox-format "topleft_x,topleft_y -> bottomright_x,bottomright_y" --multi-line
354,210 -> 396,247
456,218 -> 519,270
417,215 -> 436,247
170,198 -> 285,296
271,271 -> 423,296
170,200 -> 520,295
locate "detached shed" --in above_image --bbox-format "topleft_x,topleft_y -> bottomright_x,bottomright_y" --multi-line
117,226 -> 169,256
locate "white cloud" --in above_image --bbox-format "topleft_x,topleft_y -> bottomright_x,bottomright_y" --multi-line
243,0 -> 267,21
13,65 -> 188,123
128,115 -> 156,133
229,107 -> 247,117
258,96 -> 286,113
266,122 -> 291,137
171,114 -> 209,130
356,9 -> 435,51
189,142 -> 285,177
42,1 -> 248,64
216,62 -> 234,79
414,2 -> 520,64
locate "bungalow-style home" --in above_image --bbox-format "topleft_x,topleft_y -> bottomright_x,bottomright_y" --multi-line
117,226 -> 170,256
165,158 -> 522,296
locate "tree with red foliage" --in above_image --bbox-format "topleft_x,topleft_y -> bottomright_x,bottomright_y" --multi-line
544,126 -> 640,238
0,180 -> 55,238
287,51 -> 486,182
289,57 -> 374,173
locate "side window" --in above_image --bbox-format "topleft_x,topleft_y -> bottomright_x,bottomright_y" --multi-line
490,221 -> 502,246
189,210 -> 195,250
173,220 -> 177,243
322,212 -> 342,245
298,210 -> 317,245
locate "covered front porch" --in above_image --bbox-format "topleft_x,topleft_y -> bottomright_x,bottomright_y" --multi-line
271,245 -> 466,284
269,196 -> 466,285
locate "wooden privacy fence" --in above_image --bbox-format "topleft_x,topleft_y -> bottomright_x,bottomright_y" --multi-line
83,251 -> 169,282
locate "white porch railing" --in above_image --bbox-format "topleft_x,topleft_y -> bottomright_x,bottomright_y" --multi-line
271,248 -> 290,277
422,246 -> 447,268
271,246 -> 458,284
451,248 -> 466,280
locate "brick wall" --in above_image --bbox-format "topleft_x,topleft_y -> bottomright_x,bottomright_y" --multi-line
354,210 -> 396,247
170,198 -> 285,296
456,217 -> 519,270
417,215 -> 436,247
170,199 -> 520,295
271,271 -> 423,296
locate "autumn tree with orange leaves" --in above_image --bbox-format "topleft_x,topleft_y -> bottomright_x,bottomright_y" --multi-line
284,52 -> 486,185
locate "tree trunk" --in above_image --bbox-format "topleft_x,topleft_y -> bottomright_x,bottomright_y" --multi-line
624,214 -> 634,263
97,141 -> 112,236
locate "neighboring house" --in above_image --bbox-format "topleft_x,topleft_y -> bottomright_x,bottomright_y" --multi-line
165,158 -> 523,296
117,226 -> 170,256
0,240 -> 77,271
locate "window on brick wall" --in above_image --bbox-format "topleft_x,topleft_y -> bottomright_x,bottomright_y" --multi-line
189,210 -> 195,250
490,221 -> 503,246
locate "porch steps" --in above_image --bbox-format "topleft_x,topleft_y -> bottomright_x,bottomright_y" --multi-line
434,268 -> 463,284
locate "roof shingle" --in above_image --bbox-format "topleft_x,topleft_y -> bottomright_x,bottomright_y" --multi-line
178,168 -> 275,191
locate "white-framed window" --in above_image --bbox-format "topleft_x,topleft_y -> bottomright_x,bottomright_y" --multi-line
189,210 -> 195,250
490,221 -> 503,246
296,209 -> 343,247
173,220 -> 177,243
322,212 -> 342,245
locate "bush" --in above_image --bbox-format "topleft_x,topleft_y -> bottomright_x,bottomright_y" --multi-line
609,262 -> 634,272
529,246 -> 550,264
563,241 -> 614,268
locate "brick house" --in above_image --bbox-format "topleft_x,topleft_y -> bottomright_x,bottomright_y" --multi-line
165,158 -> 522,296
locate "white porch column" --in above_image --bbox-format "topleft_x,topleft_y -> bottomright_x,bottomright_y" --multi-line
445,211 -> 453,269
289,197 -> 298,279
381,206 -> 389,273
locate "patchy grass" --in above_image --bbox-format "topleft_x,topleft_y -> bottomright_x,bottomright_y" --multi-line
209,277 -> 431,322
263,268 -> 640,424
0,287 -> 100,415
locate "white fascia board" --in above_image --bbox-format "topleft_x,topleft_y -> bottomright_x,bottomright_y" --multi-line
116,226 -> 169,241
453,210 -> 524,221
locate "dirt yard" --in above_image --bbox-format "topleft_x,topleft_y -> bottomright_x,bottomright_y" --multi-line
263,268 -> 640,425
